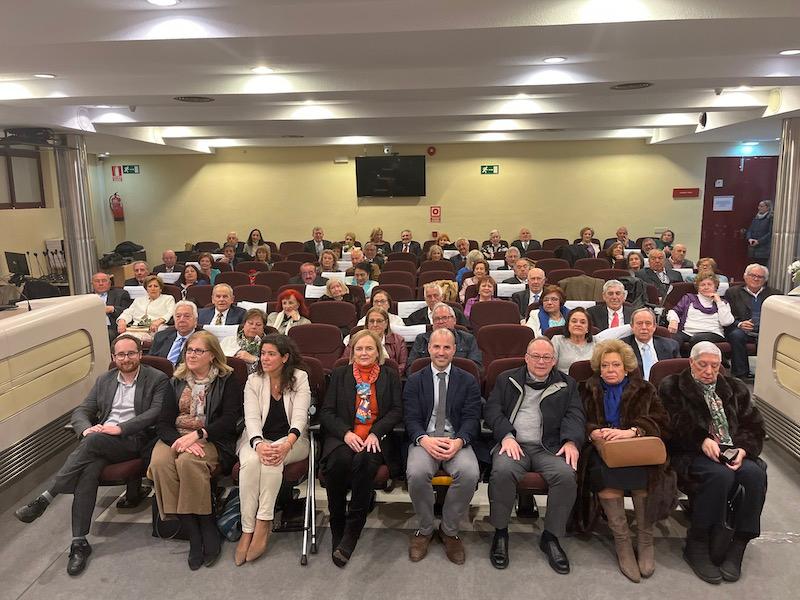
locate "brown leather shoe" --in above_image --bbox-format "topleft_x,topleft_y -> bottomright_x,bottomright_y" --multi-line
409,530 -> 434,562
438,526 -> 465,565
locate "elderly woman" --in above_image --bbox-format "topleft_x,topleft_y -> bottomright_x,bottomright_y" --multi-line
319,249 -> 339,273
221,308 -> 268,372
244,229 -> 268,257
578,340 -> 671,582
667,273 -> 733,353
464,275 -> 496,318
481,229 -> 508,260
456,249 -> 483,285
357,289 -> 404,329
686,257 -> 729,283
551,307 -> 596,374
425,244 -> 445,262
320,329 -> 403,567
148,331 -> 242,570
605,241 -> 626,266
459,258 -> 489,302
659,342 -> 766,584
235,334 -> 310,565
116,275 -> 175,337
177,264 -> 208,298
368,227 -> 392,255
577,227 -> 600,258
745,200 -> 772,267
266,289 -> 311,334
626,252 -> 644,274
524,284 -> 569,335
436,232 -> 454,250
319,278 -> 364,332
345,306 -> 407,375
346,262 -> 378,297
655,229 -> 675,255
197,252 -> 221,286
342,232 -> 360,253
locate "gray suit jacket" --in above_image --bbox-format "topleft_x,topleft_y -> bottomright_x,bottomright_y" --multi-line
70,364 -> 172,440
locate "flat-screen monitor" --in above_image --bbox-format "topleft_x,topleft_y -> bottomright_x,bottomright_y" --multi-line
5,252 -> 29,276
355,155 -> 426,197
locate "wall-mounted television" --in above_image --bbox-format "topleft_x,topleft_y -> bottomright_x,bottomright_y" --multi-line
355,155 -> 426,197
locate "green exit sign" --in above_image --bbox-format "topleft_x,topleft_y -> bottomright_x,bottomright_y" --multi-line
480,164 -> 499,175
122,165 -> 140,174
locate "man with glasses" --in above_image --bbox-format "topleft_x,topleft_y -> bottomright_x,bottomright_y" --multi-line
150,300 -> 199,365
724,264 -> 780,379
484,337 -> 585,573
407,303 -> 482,367
14,334 -> 172,575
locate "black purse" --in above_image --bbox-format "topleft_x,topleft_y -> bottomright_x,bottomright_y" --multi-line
151,496 -> 189,540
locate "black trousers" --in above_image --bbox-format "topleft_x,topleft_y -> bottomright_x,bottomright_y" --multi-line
322,445 -> 383,530
726,326 -> 756,377
673,331 -> 725,357
50,433 -> 142,537
689,455 -> 767,538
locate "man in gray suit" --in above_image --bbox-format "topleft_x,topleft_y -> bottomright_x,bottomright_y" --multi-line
14,334 -> 172,576
635,249 -> 682,300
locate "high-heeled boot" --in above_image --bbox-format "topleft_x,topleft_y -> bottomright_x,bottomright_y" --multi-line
178,514 -> 203,570
198,514 -> 221,567
599,497 -> 641,583
632,493 -> 655,578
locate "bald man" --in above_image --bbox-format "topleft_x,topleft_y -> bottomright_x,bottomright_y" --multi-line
152,250 -> 184,274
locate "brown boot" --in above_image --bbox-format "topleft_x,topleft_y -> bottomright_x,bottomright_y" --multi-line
246,519 -> 272,562
600,497 -> 641,583
632,493 -> 655,578
235,532 -> 252,566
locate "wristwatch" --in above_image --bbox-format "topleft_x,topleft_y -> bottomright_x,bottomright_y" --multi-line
196,428 -> 205,439
630,426 -> 643,437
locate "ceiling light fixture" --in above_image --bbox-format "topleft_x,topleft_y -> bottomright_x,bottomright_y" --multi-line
147,0 -> 181,6
542,57 -> 567,64
741,141 -> 760,146
610,82 -> 652,91
33,73 -> 56,79
173,95 -> 214,103
779,49 -> 800,56
250,66 -> 274,74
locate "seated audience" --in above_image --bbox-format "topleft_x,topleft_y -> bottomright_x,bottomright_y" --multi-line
577,340 -> 672,582
362,242 -> 385,271
667,273 -> 733,353
655,229 -> 675,254
177,264 -> 208,299
224,231 -> 246,254
14,334 -> 171,575
436,232 -> 455,250
577,227 -> 600,258
604,241 -> 626,266
392,229 -> 422,255
289,262 -> 328,286
357,289 -> 404,329
450,238 -> 470,269
551,307 -> 596,374
686,257 -> 729,283
511,227 -> 541,253
235,334 -> 310,565
117,275 -> 175,338
220,308 -> 268,371
148,331 -> 242,570
604,226 -> 637,250
500,246 -> 521,270
344,306 -> 408,375
266,289 -> 311,334
319,279 -> 364,330
724,264 -> 780,378
502,257 -> 531,284
464,276 -> 496,318
407,303 -> 482,367
635,249 -> 682,300
621,307 -> 680,380
511,267 -> 546,318
456,249 -> 484,285
626,252 -> 644,274
669,243 -> 694,269
587,280 -> 633,330
368,227 -> 392,256
346,262 -> 378,297
404,328 -> 481,564
405,283 -> 469,328
150,300 -> 200,365
124,260 -> 150,286
218,244 -> 239,271
253,245 -> 272,267
153,250 -> 184,274
425,244 -> 445,262
659,342 -> 766,584
347,248 -> 379,280
319,249 -> 339,273
484,336 -> 584,573
524,284 -> 568,335
319,330 -> 402,567
481,229 -> 508,259
92,271 -> 131,340
342,232 -> 360,253
197,253 -> 220,286
304,226 -> 332,257
243,228 -> 267,257
198,283 -> 246,326
640,238 -> 657,255
459,258 -> 489,302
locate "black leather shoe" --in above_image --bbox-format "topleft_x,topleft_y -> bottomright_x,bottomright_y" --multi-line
15,496 -> 49,523
67,539 -> 92,576
490,533 -> 509,569
539,535 -> 570,574
116,486 -> 151,509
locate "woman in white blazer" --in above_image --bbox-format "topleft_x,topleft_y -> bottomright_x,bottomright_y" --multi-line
235,334 -> 311,565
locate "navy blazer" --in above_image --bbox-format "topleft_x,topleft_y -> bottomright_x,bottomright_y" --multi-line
403,365 -> 482,446
391,240 -> 422,256
197,305 -> 247,326
149,326 -> 197,362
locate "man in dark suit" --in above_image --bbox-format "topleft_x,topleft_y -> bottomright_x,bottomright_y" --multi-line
634,249 -> 682,300
407,303 -> 482,367
668,244 -> 694,270
152,250 -> 184,274
362,242 -> 385,271
404,283 -> 469,328
14,334 -> 172,576
587,280 -> 635,330
92,272 -> 131,340
404,328 -> 481,564
123,260 -> 149,286
510,227 -> 541,254
622,307 -> 680,380
603,226 -> 638,249
197,283 -> 247,326
303,226 -> 332,257
222,231 -> 246,254
449,238 -> 470,269
499,246 -> 521,270
511,267 -> 546,318
724,264 -> 781,378
149,300 -> 198,365
288,262 -> 329,286
391,229 -> 422,256
502,258 -> 532,284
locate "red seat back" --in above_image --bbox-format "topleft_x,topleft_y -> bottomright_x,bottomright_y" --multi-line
593,269 -> 631,281
382,261 -> 417,275
287,252 -> 317,263
272,261 -> 303,276
649,358 -> 689,388
278,241 -> 305,255
541,238 -> 569,251
234,284 -> 272,303
371,284 -> 415,302
309,301 -> 357,330
235,261 -> 271,273
216,271 -> 250,287
469,300 -> 522,333
419,260 -> 455,273
477,324 -> 534,367
254,271 -> 291,289
288,324 -> 344,372
574,258 -> 611,275
186,284 -> 213,308
484,357 -> 525,396
536,258 -> 570,273
547,269 -> 585,283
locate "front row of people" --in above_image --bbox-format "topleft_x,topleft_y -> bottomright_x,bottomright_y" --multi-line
15,331 -> 766,585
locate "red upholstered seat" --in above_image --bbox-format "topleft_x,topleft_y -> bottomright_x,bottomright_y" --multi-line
288,324 -> 344,372
535,258 -> 570,273
517,472 -> 548,493
547,268 -> 584,284
216,271 -> 250,287
100,458 -> 145,483
593,269 -> 631,281
278,241 -> 305,255
649,358 -> 689,388
526,250 -> 555,260
378,271 -> 416,289
287,252 -> 317,263
186,284 -> 213,308
541,239 -> 569,251
574,258 -> 612,275
273,261 -> 303,276
483,357 -> 525,396
371,284 -> 414,302
235,261 -> 271,273
254,271 -> 291,289
234,284 -> 272,303
310,301 -> 357,331
477,324 -> 533,367
469,300 -> 522,333
419,260 -> 455,274
568,359 -> 594,383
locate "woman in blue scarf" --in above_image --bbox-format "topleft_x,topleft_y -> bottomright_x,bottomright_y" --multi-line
523,284 -> 569,335
577,340 -> 672,583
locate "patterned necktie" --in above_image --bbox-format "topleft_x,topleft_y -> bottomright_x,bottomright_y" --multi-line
215,312 -> 223,325
403,243 -> 409,253
434,372 -> 447,436
531,292 -> 540,305
641,343 -> 654,380
167,336 -> 185,365
610,311 -> 620,328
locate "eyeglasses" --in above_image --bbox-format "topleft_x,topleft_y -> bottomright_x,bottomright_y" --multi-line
541,297 -> 560,303
746,274 -> 766,280
113,351 -> 140,360
432,315 -> 455,322
185,348 -> 209,356
526,353 -> 554,362
367,318 -> 386,325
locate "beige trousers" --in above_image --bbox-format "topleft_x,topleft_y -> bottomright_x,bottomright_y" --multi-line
148,440 -> 220,518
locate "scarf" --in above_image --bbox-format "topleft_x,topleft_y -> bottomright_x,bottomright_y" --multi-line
754,211 -> 770,220
674,294 -> 721,330
601,377 -> 629,427
694,377 -> 733,446
353,362 -> 380,439
175,365 -> 219,433
537,305 -> 569,334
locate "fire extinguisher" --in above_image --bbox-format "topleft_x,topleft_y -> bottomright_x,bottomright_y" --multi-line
109,192 -> 124,222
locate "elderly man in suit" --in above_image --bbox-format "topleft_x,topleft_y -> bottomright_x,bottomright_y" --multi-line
603,226 -> 637,249
288,262 -> 329,286
152,250 -> 184,274
635,249 -> 682,300
449,237 -> 470,269
405,328 -> 482,564
511,267 -> 546,318
502,258 -> 532,284
407,303 -> 482,367
587,280 -> 634,330
303,226 -> 332,257
149,300 -> 198,365
510,227 -> 541,254
392,229 -> 422,256
14,334 -> 172,575
404,283 -> 469,328
197,283 -> 247,326
123,260 -> 150,286
222,231 -> 246,254
668,244 -> 694,270
92,272 -> 131,341
622,307 -> 680,380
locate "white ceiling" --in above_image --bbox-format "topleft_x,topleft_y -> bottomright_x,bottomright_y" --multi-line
1,0 -> 799,154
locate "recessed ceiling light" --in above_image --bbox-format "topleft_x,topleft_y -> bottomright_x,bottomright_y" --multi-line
147,0 -> 181,6
779,49 -> 800,56
173,95 -> 214,103
610,82 -> 652,91
542,56 -> 567,64
741,141 -> 760,146
250,66 -> 275,74
33,73 -> 56,79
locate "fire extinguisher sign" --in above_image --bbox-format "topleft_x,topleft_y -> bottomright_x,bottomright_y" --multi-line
111,165 -> 123,182
430,205 -> 442,223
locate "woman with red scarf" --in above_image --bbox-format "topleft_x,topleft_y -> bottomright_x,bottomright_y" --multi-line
319,329 -> 402,568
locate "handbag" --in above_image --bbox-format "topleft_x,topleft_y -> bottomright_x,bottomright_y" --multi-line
151,496 -> 189,540
593,436 -> 666,467
217,487 -> 242,542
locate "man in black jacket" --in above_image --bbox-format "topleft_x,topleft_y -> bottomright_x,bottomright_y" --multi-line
302,226 -> 332,257
510,227 -> 541,254
407,303 -> 482,367
14,335 -> 172,575
150,300 -> 198,365
391,229 -> 422,256
587,279 -> 634,330
635,249 -> 682,300
404,283 -> 469,328
123,260 -> 150,286
288,262 -> 329,287
510,267 -> 546,318
92,272 -> 131,341
483,337 -> 585,573
152,249 -> 184,274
